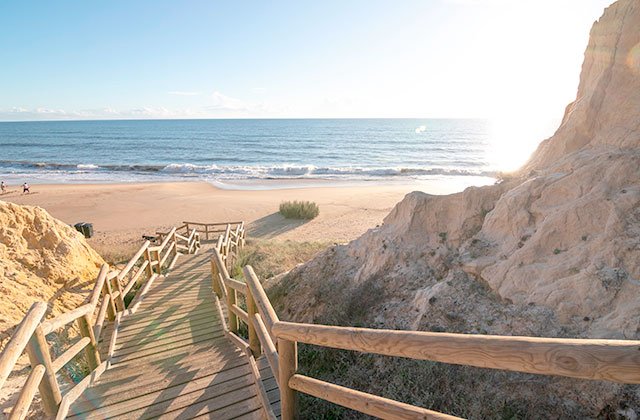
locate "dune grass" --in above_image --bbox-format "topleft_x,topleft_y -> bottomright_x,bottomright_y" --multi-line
279,200 -> 319,220
230,239 -> 328,280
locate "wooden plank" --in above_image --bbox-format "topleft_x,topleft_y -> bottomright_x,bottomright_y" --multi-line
76,371 -> 256,419
0,302 -> 47,390
116,313 -> 221,341
7,364 -> 45,420
120,300 -> 214,323
273,321 -> 640,384
80,353 -> 249,403
110,334 -> 229,365
186,396 -> 264,420
113,329 -> 224,358
117,307 -> 217,333
154,387 -> 261,420
96,344 -> 244,385
115,319 -> 223,350
71,363 -> 253,418
291,374 -> 458,419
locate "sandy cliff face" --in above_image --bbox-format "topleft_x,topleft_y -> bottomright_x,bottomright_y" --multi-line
0,201 -> 105,344
273,0 -> 640,417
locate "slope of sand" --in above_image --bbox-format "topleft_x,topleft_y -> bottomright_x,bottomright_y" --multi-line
1,180 -> 477,259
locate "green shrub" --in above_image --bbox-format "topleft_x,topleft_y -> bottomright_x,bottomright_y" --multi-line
279,200 -> 319,220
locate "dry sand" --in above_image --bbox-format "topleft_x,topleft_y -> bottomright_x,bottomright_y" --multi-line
0,180 -> 480,259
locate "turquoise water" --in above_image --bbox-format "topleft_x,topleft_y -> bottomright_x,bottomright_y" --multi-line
0,119 -> 496,185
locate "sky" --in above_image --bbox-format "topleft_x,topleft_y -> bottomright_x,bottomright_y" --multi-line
0,0 -> 613,126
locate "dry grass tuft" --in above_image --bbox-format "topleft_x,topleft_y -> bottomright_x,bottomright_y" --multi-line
279,200 -> 319,220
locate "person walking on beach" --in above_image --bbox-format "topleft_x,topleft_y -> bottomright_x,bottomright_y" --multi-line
1,181 -> 6,194
22,182 -> 30,194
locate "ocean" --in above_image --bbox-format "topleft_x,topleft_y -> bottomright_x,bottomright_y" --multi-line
0,119 -> 498,188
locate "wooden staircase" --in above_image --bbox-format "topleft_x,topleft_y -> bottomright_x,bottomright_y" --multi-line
66,251 -> 278,419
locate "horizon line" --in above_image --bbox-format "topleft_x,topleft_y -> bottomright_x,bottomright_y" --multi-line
0,116 -> 492,123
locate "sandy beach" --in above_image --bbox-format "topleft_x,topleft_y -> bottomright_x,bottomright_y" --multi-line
0,179 -> 485,259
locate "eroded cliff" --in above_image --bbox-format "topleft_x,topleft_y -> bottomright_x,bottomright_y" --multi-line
0,201 -> 105,345
272,1 -> 640,417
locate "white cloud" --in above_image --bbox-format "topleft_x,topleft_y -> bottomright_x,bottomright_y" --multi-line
209,91 -> 249,111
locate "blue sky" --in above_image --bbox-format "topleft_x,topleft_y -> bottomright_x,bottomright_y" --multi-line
0,0 -> 613,122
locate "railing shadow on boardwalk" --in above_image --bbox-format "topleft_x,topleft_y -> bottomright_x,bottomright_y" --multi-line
247,213 -> 307,239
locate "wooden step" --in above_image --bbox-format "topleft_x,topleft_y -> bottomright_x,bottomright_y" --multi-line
70,361 -> 252,417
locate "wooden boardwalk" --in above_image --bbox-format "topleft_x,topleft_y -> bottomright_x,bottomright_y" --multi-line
67,250 -> 279,419
2,220 -> 638,420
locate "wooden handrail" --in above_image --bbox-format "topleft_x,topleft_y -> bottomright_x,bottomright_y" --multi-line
88,265 -> 110,307
117,241 -> 149,281
51,337 -> 90,373
8,364 -> 46,420
0,302 -> 47,390
224,276 -> 249,295
122,260 -> 149,297
183,220 -> 244,227
272,321 -> 640,384
40,304 -> 93,336
253,313 -> 279,386
289,374 -> 459,420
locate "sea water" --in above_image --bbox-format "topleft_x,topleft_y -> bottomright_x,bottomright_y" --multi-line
0,119 -> 498,188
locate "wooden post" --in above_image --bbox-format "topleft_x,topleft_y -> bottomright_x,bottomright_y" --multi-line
102,278 -> 116,322
155,249 -> 162,274
227,287 -> 238,334
25,326 -> 61,416
246,293 -> 261,357
77,314 -> 100,370
205,224 -> 209,241
172,230 -> 178,256
211,257 -> 221,298
112,276 -> 125,312
143,246 -> 153,278
279,338 -> 298,420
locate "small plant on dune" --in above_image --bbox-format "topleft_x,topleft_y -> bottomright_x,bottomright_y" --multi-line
279,200 -> 319,220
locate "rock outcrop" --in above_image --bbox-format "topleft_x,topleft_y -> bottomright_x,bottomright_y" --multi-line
0,201 -> 105,345
272,1 -> 640,417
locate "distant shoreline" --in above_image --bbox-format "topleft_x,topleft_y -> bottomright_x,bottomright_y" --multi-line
0,175 -> 496,192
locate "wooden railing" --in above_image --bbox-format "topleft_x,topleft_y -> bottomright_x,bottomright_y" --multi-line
210,250 -> 640,420
158,220 -> 244,243
0,222 -> 202,419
